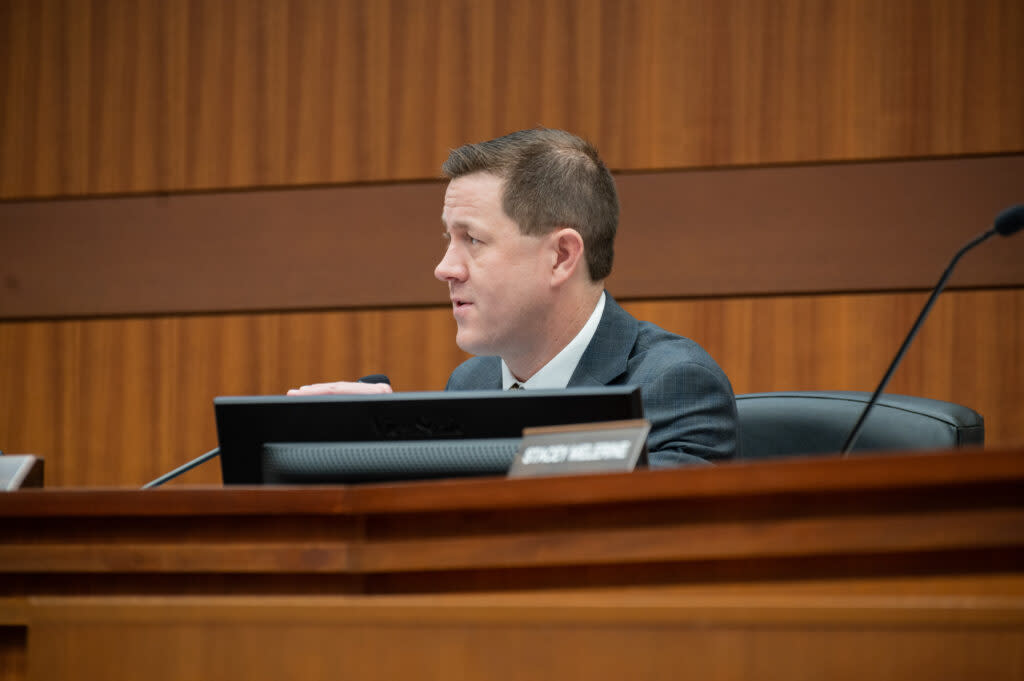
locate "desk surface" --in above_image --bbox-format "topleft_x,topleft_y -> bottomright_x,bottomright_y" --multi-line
3,448 -> 1024,681
2,447 -> 1022,594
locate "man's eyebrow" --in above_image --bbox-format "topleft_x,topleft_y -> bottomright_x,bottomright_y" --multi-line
440,221 -> 464,240
442,220 -> 469,233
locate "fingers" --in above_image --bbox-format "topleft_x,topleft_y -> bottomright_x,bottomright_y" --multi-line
286,381 -> 394,396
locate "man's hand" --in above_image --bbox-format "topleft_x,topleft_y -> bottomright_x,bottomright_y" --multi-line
286,381 -> 393,396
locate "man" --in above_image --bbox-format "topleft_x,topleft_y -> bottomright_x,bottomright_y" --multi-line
291,128 -> 738,465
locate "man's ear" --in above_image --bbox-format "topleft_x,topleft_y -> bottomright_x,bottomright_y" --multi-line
549,228 -> 586,286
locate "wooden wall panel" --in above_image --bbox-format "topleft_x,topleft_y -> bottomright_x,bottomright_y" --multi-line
2,0 -> 1022,492
0,307 -> 472,487
1,288 -> 1021,488
0,626 -> 26,681
3,156 -> 1022,319
2,0 -> 1022,199
21,596 -> 1024,681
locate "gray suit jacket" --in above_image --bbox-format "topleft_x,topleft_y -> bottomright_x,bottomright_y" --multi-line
445,295 -> 739,466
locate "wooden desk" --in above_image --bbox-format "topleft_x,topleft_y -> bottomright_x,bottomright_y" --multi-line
2,448 -> 1023,680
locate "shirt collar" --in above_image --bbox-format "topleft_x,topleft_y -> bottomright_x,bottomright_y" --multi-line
501,291 -> 606,390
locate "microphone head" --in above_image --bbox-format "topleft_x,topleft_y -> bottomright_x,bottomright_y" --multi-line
994,204 -> 1024,236
357,374 -> 391,385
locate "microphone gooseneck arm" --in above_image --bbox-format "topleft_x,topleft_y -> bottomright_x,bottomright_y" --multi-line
840,228 -> 996,455
142,447 -> 221,489
142,374 -> 392,488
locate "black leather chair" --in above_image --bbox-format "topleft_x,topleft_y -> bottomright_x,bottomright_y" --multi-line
735,391 -> 984,460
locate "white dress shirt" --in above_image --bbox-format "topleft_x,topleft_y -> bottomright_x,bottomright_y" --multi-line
501,292 -> 606,390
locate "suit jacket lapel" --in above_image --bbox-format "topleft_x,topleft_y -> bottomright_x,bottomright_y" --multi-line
567,294 -> 638,387
457,356 -> 502,389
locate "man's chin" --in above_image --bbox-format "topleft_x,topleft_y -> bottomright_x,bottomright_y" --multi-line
454,331 -> 493,357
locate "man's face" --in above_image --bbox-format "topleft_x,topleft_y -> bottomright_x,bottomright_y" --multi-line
435,172 -> 552,361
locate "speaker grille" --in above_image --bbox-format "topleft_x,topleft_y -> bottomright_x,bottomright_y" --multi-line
261,438 -> 521,484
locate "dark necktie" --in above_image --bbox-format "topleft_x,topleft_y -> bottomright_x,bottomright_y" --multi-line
509,383 -> 523,390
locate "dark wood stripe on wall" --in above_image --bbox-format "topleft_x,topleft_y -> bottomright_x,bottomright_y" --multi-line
2,155 -> 1022,319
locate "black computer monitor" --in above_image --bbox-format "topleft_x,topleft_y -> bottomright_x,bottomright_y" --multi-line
215,386 -> 644,485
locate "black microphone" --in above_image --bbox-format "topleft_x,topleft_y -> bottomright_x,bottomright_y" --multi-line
358,374 -> 391,385
841,204 -> 1023,456
994,204 -> 1024,236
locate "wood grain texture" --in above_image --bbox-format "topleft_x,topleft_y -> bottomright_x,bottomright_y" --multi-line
1,0 -> 1022,199
20,593 -> 1024,681
2,448 -> 1023,579
0,306 -> 472,487
3,156 -> 1023,319
0,288 -> 1021,488
3,446 -> 1024,517
0,627 -> 25,681
3,452 -> 1023,680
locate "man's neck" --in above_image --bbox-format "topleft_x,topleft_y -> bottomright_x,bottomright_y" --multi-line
504,287 -> 604,382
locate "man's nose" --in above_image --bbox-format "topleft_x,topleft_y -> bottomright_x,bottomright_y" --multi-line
434,247 -> 467,283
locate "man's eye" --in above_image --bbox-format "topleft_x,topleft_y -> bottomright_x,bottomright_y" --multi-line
468,236 -> 481,246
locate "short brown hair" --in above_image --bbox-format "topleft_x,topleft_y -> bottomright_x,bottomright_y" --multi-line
442,128 -> 619,281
